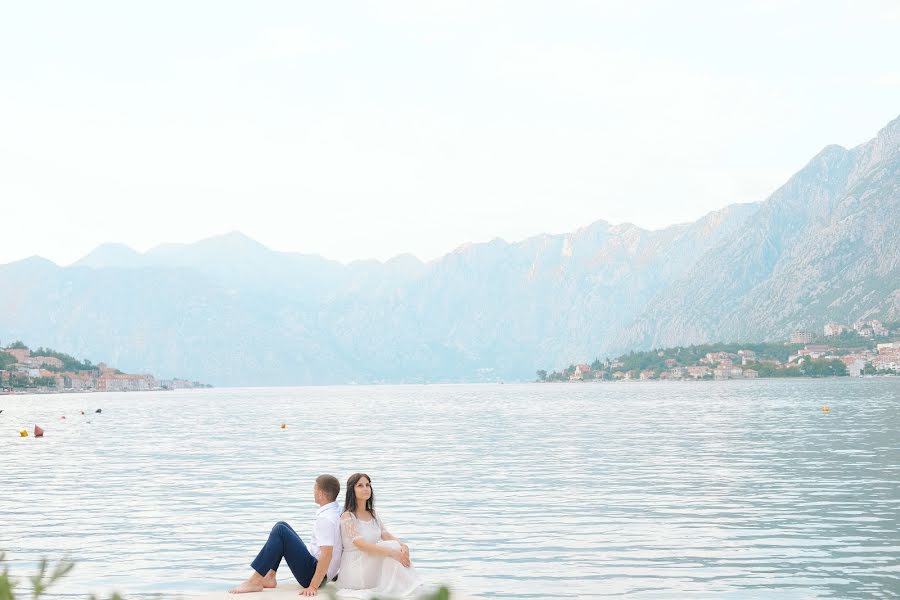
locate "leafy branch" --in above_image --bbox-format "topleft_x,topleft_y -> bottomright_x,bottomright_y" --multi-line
0,552 -> 122,600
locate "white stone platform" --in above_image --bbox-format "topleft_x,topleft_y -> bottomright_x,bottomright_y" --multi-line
190,583 -> 474,599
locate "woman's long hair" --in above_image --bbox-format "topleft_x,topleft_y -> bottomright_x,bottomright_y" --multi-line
344,472 -> 376,517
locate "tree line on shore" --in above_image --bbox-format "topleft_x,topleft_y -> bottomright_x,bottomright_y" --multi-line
535,337 -> 891,382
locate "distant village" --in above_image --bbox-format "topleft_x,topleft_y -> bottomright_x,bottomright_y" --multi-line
0,341 -> 210,394
539,318 -> 900,382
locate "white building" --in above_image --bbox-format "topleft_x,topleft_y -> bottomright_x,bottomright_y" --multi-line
669,367 -> 688,379
847,359 -> 867,377
824,322 -> 847,337
790,331 -> 815,344
687,366 -> 711,379
854,319 -> 889,337
714,367 -> 745,380
872,357 -> 900,372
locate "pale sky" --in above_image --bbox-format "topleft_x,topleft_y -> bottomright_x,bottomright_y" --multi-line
1,1 -> 899,266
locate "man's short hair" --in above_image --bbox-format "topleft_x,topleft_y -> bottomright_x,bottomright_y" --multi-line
316,474 -> 340,502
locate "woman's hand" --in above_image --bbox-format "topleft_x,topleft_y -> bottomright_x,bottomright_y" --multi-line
390,548 -> 412,568
299,583 -> 318,596
400,543 -> 410,557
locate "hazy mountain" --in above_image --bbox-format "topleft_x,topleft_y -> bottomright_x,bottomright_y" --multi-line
2,114 -> 897,385
0,208 -> 758,384
619,114 -> 900,350
75,243 -> 147,269
73,231 -> 426,303
1,261 -> 347,385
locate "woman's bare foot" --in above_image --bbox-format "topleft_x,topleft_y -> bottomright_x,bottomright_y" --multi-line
262,570 -> 277,588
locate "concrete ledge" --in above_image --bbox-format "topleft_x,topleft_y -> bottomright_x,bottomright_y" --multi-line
189,583 -> 474,599
190,583 -> 323,598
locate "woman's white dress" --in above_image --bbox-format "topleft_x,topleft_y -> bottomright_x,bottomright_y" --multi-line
336,513 -> 425,599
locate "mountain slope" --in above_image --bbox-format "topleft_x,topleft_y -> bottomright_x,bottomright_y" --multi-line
619,115 -> 900,350
2,115 -> 898,384
0,205 -> 756,384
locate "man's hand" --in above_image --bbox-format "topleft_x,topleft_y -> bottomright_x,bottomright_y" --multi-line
302,544 -> 331,597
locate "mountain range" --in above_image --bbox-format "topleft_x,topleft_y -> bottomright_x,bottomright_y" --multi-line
2,114 -> 898,385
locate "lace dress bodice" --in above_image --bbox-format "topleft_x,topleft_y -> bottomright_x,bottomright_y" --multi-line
341,514 -> 385,550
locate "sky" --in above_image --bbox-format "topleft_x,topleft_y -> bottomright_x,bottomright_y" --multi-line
1,1 -> 899,266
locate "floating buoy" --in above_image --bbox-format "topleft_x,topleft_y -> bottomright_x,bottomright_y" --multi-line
19,429 -> 28,437
60,415 -> 66,420
81,410 -> 85,415
95,409 -> 102,414
34,425 -> 44,437
281,422 -> 286,429
822,406 -> 830,412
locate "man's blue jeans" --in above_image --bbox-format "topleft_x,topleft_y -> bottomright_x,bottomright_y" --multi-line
250,521 -> 318,587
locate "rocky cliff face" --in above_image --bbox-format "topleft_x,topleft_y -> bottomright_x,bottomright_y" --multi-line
311,203 -> 760,382
1,115 -> 897,385
618,115 -> 900,351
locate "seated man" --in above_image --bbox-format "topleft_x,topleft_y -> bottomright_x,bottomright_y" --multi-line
230,474 -> 343,596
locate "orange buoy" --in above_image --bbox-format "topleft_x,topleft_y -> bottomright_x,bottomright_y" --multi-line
19,429 -> 28,437
822,406 -> 830,412
34,425 -> 44,437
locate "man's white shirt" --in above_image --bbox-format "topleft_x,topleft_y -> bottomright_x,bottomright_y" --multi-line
309,500 -> 343,580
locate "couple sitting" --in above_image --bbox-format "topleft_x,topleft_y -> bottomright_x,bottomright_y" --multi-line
230,473 -> 423,598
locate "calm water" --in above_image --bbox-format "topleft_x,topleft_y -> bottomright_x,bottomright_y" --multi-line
1,380 -> 899,599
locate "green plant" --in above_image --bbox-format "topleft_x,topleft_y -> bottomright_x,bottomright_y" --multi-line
28,557 -> 74,597
0,552 -> 123,600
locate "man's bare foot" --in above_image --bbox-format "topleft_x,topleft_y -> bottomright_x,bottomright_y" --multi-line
229,580 -> 265,594
262,570 -> 277,588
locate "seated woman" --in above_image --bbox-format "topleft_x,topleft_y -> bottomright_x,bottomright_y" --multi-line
336,473 -> 425,599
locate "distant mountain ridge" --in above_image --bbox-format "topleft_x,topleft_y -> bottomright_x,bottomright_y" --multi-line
619,114 -> 900,350
2,114 -> 898,385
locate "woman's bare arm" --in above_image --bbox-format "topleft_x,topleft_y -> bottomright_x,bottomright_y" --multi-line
380,528 -> 410,557
341,513 -> 410,566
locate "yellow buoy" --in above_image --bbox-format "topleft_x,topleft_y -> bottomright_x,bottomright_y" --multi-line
19,429 -> 28,437
822,406 -> 830,412
281,422 -> 286,429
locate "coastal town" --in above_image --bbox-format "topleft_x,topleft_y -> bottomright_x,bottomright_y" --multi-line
539,318 -> 900,382
0,341 -> 209,394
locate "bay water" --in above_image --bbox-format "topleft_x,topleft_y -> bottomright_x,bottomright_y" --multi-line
1,379 -> 899,598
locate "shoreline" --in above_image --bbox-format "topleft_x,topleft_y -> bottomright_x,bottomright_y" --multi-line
0,388 -> 177,395
1,375 -> 897,397
533,374 -> 898,383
